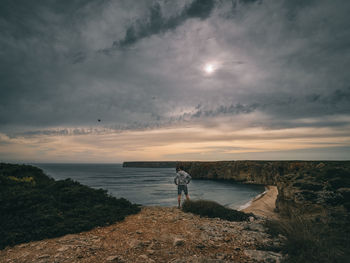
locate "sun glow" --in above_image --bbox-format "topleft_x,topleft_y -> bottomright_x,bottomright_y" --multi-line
204,63 -> 215,74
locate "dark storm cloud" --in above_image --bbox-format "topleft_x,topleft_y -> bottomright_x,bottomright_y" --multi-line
178,103 -> 260,120
102,0 -> 263,52
0,0 -> 222,132
104,0 -> 215,51
0,0 -> 350,137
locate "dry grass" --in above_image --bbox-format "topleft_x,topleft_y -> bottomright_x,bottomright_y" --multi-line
265,212 -> 350,263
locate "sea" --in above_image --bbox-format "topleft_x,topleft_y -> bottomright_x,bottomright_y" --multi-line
34,163 -> 265,210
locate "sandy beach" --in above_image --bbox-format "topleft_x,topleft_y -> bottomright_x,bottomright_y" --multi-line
242,186 -> 279,220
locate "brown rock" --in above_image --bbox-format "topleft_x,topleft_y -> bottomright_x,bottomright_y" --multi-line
37,254 -> 50,259
196,243 -> 205,249
244,249 -> 282,263
139,254 -> 154,262
173,238 -> 185,246
106,255 -> 124,262
215,253 -> 226,260
57,246 -> 70,252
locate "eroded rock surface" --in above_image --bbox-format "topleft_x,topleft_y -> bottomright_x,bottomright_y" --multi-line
0,207 -> 283,263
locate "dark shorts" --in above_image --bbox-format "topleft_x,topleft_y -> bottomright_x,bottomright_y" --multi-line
178,185 -> 188,195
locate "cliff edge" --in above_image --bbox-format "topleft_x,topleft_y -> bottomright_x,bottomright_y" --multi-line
177,161 -> 350,218
0,206 -> 284,263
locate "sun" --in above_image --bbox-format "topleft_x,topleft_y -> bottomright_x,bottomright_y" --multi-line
203,63 -> 215,75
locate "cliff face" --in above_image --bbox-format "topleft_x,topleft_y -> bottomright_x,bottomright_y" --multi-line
123,162 -> 177,168
177,161 -> 350,218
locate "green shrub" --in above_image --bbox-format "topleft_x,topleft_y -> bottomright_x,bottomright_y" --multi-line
0,163 -> 141,250
265,214 -> 350,263
298,183 -> 324,191
182,199 -> 252,221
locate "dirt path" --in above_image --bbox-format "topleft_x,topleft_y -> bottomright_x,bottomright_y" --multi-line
0,207 -> 283,263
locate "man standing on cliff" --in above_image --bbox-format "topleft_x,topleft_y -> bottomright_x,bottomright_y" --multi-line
174,166 -> 191,208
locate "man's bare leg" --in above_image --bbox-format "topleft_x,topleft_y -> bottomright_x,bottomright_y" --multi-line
185,194 -> 190,201
178,195 -> 181,208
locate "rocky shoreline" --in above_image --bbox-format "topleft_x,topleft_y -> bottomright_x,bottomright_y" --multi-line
0,206 -> 284,263
2,161 -> 349,262
177,161 -> 350,218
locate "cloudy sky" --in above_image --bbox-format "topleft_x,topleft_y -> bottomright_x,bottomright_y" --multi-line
1,0 -> 350,163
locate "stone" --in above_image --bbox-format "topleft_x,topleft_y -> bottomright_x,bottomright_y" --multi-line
278,234 -> 287,241
192,258 -> 225,263
57,246 -> 70,252
127,239 -> 140,248
35,245 -> 44,250
131,240 -> 151,249
223,236 -> 231,242
200,232 -> 209,241
247,223 -> 266,232
244,250 -> 282,263
249,216 -> 255,222
90,245 -> 101,250
106,255 -> 124,262
196,243 -> 205,249
139,254 -> 154,262
20,252 -> 30,258
147,249 -> 155,255
18,244 -> 28,248
38,254 -> 50,259
169,259 -> 186,263
215,253 -> 226,260
173,238 -> 185,246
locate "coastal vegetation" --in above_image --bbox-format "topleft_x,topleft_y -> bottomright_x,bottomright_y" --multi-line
265,212 -> 350,263
179,161 -> 350,262
182,199 -> 253,221
0,163 -> 140,250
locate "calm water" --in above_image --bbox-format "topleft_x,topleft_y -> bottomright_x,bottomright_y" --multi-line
34,163 -> 265,209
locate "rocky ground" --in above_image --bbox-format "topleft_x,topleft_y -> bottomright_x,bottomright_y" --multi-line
0,207 -> 283,263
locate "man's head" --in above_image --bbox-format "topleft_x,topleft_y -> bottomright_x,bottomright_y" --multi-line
176,166 -> 186,172
176,166 -> 184,172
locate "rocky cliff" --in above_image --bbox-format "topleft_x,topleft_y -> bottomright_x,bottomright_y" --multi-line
123,161 -> 177,168
177,161 -> 350,218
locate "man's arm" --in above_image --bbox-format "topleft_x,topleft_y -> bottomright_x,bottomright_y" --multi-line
174,174 -> 179,185
186,173 -> 192,184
